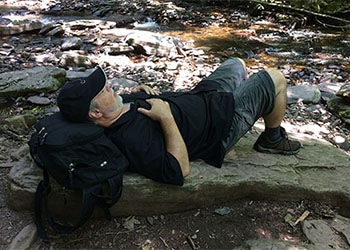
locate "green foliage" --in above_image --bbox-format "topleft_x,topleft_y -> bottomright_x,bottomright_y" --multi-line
286,0 -> 350,15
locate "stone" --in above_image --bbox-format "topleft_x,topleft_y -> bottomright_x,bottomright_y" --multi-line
93,54 -> 132,68
65,68 -> 95,80
287,85 -> 321,104
4,114 -> 37,129
45,25 -> 65,36
7,129 -> 350,220
103,43 -> 134,55
125,30 -> 180,57
0,67 -> 66,98
27,96 -> 52,105
61,37 -> 83,51
66,20 -> 116,30
333,135 -> 350,151
233,239 -> 318,250
39,23 -> 61,35
302,219 -> 349,249
109,78 -> 138,90
0,19 -> 43,36
327,97 -> 350,125
7,223 -> 37,250
330,215 -> 350,245
58,51 -> 94,68
318,82 -> 345,102
337,82 -> 350,102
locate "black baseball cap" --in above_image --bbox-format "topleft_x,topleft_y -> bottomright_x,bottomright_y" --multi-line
57,66 -> 107,122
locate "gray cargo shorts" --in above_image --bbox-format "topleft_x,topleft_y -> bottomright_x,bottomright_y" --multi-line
203,58 -> 276,151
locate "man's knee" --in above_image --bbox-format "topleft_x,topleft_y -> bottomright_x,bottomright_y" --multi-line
265,68 -> 286,93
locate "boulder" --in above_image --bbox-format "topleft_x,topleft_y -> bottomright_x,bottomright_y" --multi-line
7,129 -> 350,220
328,97 -> 350,125
0,67 -> 66,98
287,85 -> 321,104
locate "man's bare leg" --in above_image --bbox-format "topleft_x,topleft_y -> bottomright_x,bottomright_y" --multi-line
263,68 -> 287,128
253,68 -> 301,155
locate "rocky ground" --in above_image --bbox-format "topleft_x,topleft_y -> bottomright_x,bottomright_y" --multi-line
1,0 -> 350,249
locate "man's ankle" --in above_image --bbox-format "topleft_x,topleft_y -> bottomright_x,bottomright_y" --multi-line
264,126 -> 282,143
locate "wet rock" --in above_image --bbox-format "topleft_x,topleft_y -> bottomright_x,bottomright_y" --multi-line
0,66 -> 66,98
287,85 -> 321,104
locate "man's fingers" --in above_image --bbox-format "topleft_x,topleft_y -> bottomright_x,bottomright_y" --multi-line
137,107 -> 149,115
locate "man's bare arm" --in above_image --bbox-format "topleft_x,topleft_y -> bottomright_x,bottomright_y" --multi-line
137,98 -> 190,177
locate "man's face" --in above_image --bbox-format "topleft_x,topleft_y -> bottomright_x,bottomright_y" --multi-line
93,84 -> 123,118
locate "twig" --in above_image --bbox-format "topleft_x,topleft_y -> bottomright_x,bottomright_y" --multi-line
159,236 -> 169,248
186,236 -> 197,250
247,0 -> 350,26
294,210 -> 310,225
315,17 -> 349,30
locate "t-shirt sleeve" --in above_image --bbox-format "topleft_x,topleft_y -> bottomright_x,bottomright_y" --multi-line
124,134 -> 184,186
135,151 -> 184,186
107,106 -> 184,186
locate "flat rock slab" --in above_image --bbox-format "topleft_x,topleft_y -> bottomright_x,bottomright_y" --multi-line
0,66 -> 66,97
7,128 -> 350,219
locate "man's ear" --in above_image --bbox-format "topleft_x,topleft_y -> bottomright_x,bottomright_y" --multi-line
88,109 -> 102,119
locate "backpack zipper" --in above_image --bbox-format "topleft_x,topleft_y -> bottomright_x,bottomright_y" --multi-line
69,163 -> 75,186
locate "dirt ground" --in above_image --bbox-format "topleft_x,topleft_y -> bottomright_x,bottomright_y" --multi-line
1,163 -> 339,249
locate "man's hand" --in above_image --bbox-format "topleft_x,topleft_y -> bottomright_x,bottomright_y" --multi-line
137,99 -> 171,122
137,98 -> 190,178
132,85 -> 160,96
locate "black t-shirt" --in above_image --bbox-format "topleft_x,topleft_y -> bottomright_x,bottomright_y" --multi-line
105,84 -> 234,186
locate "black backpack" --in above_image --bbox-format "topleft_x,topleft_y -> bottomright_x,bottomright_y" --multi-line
28,112 -> 128,243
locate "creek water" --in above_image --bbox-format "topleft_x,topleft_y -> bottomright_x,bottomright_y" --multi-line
1,8 -> 349,68
1,10 -> 349,112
